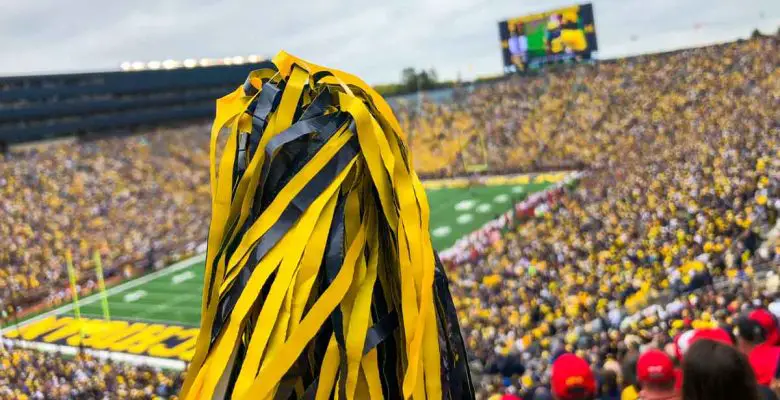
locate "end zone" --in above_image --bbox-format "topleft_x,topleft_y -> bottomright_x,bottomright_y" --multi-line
1,254 -> 206,371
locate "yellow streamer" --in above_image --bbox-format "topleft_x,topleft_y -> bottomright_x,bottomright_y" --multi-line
182,50 -> 456,400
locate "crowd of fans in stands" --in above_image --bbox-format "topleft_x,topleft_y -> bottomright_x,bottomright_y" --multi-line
0,346 -> 182,400
0,125 -> 211,311
438,35 -> 779,397
0,34 -> 777,398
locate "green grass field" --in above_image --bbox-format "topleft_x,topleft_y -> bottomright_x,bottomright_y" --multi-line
60,180 -> 553,328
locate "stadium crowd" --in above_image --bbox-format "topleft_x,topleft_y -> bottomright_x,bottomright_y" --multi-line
0,34 -> 777,399
0,346 -> 183,400
439,35 -> 780,397
0,125 -> 211,312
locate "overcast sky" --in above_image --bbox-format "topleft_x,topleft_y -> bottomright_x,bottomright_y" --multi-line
0,0 -> 777,83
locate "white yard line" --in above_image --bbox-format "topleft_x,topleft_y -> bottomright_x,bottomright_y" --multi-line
140,293 -> 200,318
1,253 -> 205,335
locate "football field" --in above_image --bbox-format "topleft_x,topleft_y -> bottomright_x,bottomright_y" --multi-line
3,174 -> 568,367
60,178 -> 553,327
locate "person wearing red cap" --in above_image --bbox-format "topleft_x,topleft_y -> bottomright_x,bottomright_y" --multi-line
550,354 -> 596,400
675,328 -> 734,361
636,349 -> 680,400
750,309 -> 780,346
737,316 -> 780,387
691,328 -> 733,346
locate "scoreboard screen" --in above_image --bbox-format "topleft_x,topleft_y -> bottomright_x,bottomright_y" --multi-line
498,3 -> 598,73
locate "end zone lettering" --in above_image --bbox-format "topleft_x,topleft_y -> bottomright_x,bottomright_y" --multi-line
3,316 -> 198,361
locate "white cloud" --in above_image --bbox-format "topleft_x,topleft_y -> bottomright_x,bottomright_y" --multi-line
0,0 -> 776,82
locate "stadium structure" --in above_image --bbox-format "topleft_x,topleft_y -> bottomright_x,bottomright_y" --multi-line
0,56 -> 269,150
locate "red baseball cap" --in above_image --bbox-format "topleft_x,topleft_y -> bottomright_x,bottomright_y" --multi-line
691,328 -> 733,346
676,328 -> 733,359
637,349 -> 676,384
551,354 -> 596,400
749,309 -> 779,345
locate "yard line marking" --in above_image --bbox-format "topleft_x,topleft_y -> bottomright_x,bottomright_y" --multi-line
140,293 -> 198,319
123,290 -> 147,303
432,226 -> 452,237
454,199 -> 477,211
493,194 -> 510,203
1,253 -> 205,335
172,271 -> 196,285
456,214 -> 473,224
476,203 -> 492,213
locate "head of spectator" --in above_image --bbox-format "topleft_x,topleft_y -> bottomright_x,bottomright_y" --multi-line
682,339 -> 761,400
637,349 -> 679,400
551,354 -> 596,400
738,316 -> 768,351
676,328 -> 733,360
749,309 -> 780,346
597,368 -> 620,399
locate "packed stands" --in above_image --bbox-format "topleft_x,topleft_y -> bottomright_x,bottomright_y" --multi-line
399,35 -> 778,178
0,34 -> 777,398
0,346 -> 183,399
0,125 -> 212,314
439,35 -> 779,397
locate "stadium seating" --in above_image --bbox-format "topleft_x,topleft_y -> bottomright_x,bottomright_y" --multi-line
0,125 -> 211,312
0,35 -> 777,398
445,35 -> 779,398
0,346 -> 182,399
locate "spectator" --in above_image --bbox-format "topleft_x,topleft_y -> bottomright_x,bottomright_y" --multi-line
550,354 -> 596,400
636,349 -> 679,400
749,309 -> 780,346
682,339 -> 763,400
597,369 -> 620,400
737,315 -> 780,386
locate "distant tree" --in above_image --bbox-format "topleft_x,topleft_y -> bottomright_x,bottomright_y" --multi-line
416,70 -> 434,90
399,67 -> 441,92
373,67 -> 453,97
427,68 -> 438,85
401,67 -> 418,92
